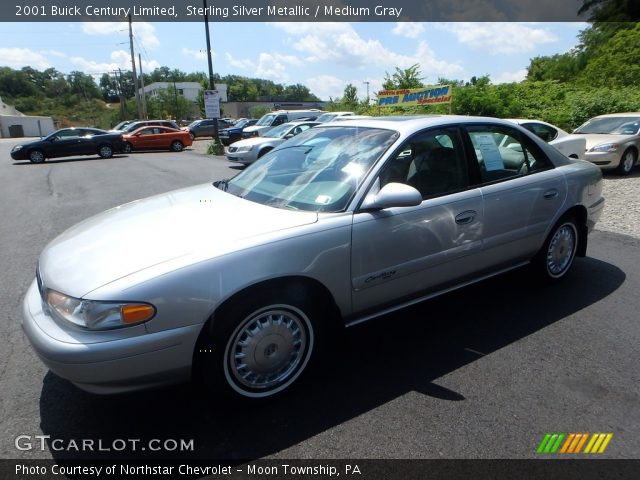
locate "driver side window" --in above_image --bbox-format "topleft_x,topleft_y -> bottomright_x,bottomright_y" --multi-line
379,128 -> 469,199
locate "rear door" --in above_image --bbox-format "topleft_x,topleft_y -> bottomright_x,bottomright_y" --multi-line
351,126 -> 484,313
464,123 -> 567,267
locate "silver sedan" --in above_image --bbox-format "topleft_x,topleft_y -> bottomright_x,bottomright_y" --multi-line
22,116 -> 604,399
226,121 -> 320,165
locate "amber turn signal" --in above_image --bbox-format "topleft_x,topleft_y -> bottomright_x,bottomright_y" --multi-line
121,304 -> 155,324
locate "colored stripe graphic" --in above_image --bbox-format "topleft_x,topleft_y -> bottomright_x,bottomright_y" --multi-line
538,433 -> 613,454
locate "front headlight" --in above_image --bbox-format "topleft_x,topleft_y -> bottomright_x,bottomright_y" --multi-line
46,290 -> 155,330
590,143 -> 619,153
235,145 -> 254,152
11,145 -> 23,152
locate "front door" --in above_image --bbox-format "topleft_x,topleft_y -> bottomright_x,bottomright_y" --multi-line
351,127 -> 484,314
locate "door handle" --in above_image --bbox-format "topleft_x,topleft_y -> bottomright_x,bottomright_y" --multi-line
543,189 -> 559,199
455,210 -> 477,225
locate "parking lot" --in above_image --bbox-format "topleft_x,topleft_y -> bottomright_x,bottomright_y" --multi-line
0,137 -> 639,461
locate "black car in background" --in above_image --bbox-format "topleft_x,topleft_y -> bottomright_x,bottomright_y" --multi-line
219,118 -> 258,145
10,128 -> 125,163
184,118 -> 235,139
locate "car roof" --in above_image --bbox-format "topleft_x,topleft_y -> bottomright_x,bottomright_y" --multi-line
316,115 -> 518,134
594,112 -> 640,118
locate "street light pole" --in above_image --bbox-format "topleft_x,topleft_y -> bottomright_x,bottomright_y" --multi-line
203,0 -> 219,141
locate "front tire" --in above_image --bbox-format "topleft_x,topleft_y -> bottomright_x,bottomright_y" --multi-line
122,142 -> 133,153
617,148 -> 637,175
29,149 -> 45,163
98,144 -> 114,159
199,289 -> 320,401
533,216 -> 579,282
170,140 -> 184,152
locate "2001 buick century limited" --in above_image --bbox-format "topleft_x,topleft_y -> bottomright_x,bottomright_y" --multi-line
22,116 -> 604,400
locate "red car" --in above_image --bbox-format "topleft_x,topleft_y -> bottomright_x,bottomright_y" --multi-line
122,126 -> 193,153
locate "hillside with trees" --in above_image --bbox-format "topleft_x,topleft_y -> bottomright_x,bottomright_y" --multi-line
0,66 -> 320,129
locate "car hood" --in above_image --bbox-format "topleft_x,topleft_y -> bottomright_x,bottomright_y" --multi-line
579,133 -> 637,149
231,136 -> 280,148
38,183 -> 318,298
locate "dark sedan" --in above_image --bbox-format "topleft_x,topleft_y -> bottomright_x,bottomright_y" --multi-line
10,128 -> 125,163
219,118 -> 258,145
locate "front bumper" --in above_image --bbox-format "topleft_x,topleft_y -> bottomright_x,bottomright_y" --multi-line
585,150 -> 621,169
21,280 -> 202,394
226,149 -> 257,165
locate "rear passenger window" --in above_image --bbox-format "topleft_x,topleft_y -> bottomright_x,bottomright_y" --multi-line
466,125 -> 552,184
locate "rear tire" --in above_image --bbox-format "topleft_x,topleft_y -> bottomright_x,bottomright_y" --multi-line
532,215 -> 579,282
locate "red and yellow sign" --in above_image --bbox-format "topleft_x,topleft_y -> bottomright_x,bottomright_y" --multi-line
377,85 -> 452,107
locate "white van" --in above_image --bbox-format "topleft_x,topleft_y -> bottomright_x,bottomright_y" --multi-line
242,110 -> 323,138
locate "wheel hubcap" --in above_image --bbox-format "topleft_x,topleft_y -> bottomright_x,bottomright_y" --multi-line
546,224 -> 576,276
623,153 -> 634,171
100,147 -> 111,157
227,308 -> 308,393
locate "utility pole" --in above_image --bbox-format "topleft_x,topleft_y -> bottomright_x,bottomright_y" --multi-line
203,0 -> 219,141
138,53 -> 147,119
115,69 -> 128,119
128,14 -> 143,119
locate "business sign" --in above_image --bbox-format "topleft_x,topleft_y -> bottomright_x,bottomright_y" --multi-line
204,90 -> 220,118
377,85 -> 452,107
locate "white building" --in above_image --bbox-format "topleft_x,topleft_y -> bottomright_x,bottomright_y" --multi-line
0,97 -> 55,138
140,82 -> 227,102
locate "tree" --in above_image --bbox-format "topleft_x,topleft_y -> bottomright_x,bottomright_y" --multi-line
341,83 -> 358,108
382,64 -> 424,90
579,0 -> 640,22
577,23 -> 640,86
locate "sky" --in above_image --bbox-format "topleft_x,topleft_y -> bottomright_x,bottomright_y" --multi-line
0,21 -> 587,100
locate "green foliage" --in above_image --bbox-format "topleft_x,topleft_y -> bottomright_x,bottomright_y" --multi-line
206,139 -> 225,155
249,105 -> 271,119
383,64 -> 424,90
341,84 -> 359,109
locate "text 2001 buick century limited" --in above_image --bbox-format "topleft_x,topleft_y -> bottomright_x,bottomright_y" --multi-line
22,116 -> 604,399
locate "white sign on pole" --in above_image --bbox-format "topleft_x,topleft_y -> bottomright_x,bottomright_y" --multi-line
204,90 -> 220,119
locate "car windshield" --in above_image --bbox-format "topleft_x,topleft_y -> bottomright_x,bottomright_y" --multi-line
113,121 -> 131,130
316,113 -> 338,123
256,114 -> 276,126
225,126 -> 398,212
263,123 -> 297,138
574,116 -> 640,135
233,119 -> 249,129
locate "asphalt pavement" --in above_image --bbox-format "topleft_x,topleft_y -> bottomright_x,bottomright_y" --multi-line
0,138 -> 638,462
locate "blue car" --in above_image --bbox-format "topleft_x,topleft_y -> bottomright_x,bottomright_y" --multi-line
219,119 -> 258,145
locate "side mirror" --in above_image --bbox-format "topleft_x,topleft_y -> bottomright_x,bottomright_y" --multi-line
360,182 -> 422,210
284,133 -> 294,139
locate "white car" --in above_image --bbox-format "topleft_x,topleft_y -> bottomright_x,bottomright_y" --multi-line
506,119 -> 586,160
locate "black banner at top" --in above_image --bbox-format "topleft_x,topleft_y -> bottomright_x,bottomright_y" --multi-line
5,0 -> 601,22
